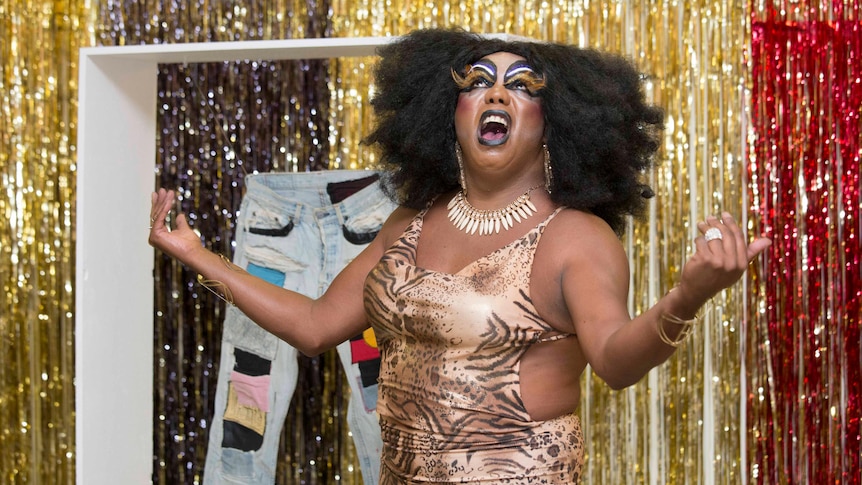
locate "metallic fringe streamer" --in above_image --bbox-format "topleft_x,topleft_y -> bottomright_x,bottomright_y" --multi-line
748,1 -> 862,483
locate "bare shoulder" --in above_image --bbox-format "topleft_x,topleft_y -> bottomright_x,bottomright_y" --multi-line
375,206 -> 420,248
531,208 -> 629,333
540,208 -> 627,265
538,209 -> 630,289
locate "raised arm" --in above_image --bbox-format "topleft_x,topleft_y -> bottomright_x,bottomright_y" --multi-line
563,211 -> 771,389
148,188 -> 410,356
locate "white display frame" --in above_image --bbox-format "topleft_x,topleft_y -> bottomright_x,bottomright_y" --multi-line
75,37 -> 391,485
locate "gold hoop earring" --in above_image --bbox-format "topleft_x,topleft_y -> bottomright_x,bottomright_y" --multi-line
455,142 -> 467,193
543,143 -> 553,194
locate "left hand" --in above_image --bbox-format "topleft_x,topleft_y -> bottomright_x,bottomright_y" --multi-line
148,188 -> 205,263
675,212 -> 771,308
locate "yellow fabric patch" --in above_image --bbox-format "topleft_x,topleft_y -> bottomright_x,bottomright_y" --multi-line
223,382 -> 266,435
363,327 -> 378,348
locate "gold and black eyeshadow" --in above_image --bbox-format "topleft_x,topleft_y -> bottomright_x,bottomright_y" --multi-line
451,59 -> 546,96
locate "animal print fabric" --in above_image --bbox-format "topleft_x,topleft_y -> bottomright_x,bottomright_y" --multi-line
363,207 -> 584,483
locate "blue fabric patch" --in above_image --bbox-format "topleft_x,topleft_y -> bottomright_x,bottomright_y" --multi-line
247,262 -> 286,287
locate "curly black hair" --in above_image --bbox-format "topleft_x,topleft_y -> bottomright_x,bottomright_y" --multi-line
364,29 -> 664,235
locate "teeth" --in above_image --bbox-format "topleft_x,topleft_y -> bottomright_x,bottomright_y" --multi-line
482,114 -> 508,128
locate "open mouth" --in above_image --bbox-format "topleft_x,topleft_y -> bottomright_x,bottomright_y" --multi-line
478,110 -> 510,146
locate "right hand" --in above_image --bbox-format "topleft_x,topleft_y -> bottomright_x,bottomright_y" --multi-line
674,212 -> 771,312
148,188 -> 205,262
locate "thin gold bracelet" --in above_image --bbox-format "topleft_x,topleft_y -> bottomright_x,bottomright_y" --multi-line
197,274 -> 235,306
662,312 -> 700,326
656,312 -> 700,347
196,254 -> 243,306
218,253 -> 245,272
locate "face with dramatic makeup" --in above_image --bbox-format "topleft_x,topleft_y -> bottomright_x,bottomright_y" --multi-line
453,52 -> 546,183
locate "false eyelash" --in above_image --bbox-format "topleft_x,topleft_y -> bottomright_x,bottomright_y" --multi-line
505,71 -> 546,95
451,65 -> 493,90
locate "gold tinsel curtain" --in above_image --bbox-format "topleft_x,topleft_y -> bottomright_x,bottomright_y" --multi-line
0,1 -> 92,482
3,0 -> 859,484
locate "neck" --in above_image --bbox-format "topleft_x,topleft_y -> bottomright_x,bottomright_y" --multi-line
462,178 -> 547,210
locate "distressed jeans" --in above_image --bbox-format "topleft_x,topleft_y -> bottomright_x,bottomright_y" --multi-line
203,171 -> 396,485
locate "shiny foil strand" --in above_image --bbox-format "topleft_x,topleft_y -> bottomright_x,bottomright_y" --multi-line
748,1 -> 862,483
0,0 -> 93,483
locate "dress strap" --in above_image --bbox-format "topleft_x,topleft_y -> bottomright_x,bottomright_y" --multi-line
527,206 -> 566,250
537,206 -> 566,230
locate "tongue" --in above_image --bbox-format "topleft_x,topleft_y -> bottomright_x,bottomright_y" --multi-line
481,122 -> 507,141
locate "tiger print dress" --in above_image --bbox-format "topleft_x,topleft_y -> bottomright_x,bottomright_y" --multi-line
363,206 -> 584,484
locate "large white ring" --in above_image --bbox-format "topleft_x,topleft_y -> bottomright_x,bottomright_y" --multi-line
704,227 -> 723,242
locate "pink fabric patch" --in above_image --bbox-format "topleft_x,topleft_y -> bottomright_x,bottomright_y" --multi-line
230,371 -> 271,412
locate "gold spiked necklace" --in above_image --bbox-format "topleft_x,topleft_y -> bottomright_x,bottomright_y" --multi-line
446,184 -> 544,236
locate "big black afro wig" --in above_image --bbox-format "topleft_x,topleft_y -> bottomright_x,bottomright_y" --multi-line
364,28 -> 664,235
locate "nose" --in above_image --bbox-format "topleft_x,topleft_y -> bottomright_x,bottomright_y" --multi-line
485,83 -> 510,105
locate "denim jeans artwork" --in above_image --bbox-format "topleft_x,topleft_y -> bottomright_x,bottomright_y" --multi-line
203,171 -> 396,485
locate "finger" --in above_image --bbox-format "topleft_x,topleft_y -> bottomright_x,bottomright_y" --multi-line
711,215 -> 740,265
720,212 -> 747,268
746,237 -> 772,262
149,190 -> 167,229
151,191 -> 164,228
692,231 -> 711,255
698,216 -> 728,254
694,220 -> 714,256
175,212 -> 193,232
699,216 -> 722,236
161,189 -> 175,214
150,192 -> 158,225
151,189 -> 175,230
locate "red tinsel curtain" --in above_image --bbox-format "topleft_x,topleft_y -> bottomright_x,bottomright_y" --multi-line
748,1 -> 862,483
